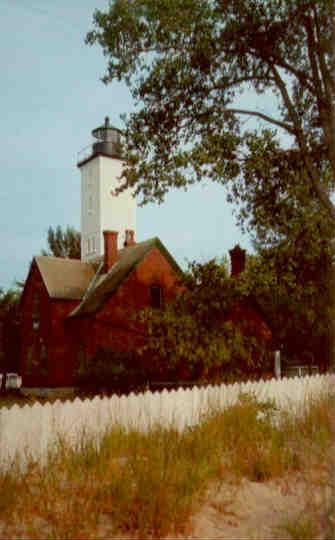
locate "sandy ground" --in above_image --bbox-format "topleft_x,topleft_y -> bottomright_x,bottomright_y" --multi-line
188,477 -> 306,539
184,472 -> 333,540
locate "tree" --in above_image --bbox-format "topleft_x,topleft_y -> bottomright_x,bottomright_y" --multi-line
137,260 -> 272,383
0,287 -> 21,393
86,0 -> 334,213
86,0 -> 335,367
230,131 -> 334,369
42,226 -> 81,259
239,245 -> 332,371
76,348 -> 146,394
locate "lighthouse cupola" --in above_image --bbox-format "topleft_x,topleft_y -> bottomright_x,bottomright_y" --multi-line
91,116 -> 122,159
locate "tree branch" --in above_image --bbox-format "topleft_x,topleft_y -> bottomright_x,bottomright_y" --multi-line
304,14 -> 325,102
270,56 -> 315,95
224,108 -> 295,134
270,65 -> 335,224
312,6 -> 332,101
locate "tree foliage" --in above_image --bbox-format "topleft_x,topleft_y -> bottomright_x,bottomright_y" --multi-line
0,288 -> 21,316
42,226 -> 81,259
0,287 -> 21,390
137,260 -> 272,382
239,245 -> 332,370
76,348 -> 146,394
87,0 -> 335,223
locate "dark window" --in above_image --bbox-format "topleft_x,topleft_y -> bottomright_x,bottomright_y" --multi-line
40,342 -> 48,376
32,293 -> 40,331
150,284 -> 163,309
77,344 -> 87,371
26,345 -> 33,374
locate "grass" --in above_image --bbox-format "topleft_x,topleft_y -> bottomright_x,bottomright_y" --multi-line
274,392 -> 335,540
0,391 -> 334,538
278,514 -> 320,540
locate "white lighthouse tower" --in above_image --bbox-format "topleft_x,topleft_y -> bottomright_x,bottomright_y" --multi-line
77,117 -> 136,262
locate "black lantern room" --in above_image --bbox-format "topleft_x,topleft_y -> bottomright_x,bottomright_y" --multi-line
91,117 -> 123,159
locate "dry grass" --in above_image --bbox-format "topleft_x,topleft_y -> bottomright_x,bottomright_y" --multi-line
0,391 -> 334,539
274,393 -> 335,540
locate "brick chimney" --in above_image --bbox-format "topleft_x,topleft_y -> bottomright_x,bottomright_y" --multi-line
229,244 -> 246,277
103,230 -> 118,272
124,229 -> 136,247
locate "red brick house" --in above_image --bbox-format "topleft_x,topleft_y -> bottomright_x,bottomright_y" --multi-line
19,236 -> 273,390
19,232 -> 183,389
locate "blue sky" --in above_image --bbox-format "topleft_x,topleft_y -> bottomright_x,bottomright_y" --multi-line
0,0 -> 278,289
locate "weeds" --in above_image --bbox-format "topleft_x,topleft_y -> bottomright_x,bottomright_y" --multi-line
278,513 -> 319,540
0,467 -> 20,515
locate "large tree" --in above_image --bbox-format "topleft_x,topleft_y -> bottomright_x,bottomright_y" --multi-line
231,130 -> 334,368
87,0 -> 335,366
87,0 -> 334,211
42,225 -> 81,259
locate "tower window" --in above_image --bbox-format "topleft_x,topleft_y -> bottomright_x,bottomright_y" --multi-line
88,195 -> 93,214
150,284 -> 163,309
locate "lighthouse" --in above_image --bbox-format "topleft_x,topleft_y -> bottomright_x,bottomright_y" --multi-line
77,117 -> 136,262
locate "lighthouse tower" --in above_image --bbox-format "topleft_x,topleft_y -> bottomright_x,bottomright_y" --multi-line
77,117 -> 136,262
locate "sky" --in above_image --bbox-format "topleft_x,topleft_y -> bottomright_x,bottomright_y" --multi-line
0,0 -> 279,289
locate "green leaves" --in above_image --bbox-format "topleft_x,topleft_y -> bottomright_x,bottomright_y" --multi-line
41,226 -> 81,259
240,241 -> 334,367
137,258 -> 271,382
0,286 -> 21,374
87,0 -> 334,225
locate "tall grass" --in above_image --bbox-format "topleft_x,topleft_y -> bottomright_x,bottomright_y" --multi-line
0,391 -> 334,539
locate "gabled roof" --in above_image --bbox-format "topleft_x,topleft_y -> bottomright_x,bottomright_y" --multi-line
34,256 -> 97,300
69,237 -> 183,318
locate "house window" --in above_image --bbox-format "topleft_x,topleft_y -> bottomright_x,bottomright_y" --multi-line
150,284 -> 163,309
26,345 -> 33,374
88,194 -> 93,214
77,344 -> 87,374
40,341 -> 48,376
32,293 -> 40,331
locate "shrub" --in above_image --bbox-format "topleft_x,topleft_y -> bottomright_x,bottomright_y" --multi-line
76,348 -> 147,394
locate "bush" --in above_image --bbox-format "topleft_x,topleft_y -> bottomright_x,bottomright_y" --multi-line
137,259 -> 273,384
76,348 -> 147,394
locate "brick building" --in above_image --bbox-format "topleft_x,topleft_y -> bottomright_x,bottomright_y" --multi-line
19,233 -> 183,388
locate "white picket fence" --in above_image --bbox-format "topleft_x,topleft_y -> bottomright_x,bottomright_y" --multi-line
0,373 -> 334,471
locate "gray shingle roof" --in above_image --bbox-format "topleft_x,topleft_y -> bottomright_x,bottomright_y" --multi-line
69,237 -> 182,318
34,256 -> 96,300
